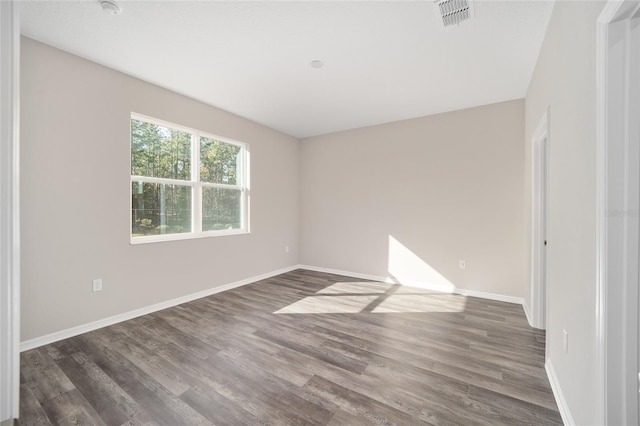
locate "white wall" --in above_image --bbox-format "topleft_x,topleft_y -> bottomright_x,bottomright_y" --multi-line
300,100 -> 526,298
524,1 -> 605,423
20,38 -> 299,341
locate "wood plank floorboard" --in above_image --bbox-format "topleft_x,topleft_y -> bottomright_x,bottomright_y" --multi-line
20,269 -> 562,425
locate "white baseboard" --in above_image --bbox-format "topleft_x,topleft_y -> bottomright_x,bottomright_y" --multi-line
297,264 -> 524,305
453,287 -> 524,305
20,265 -> 299,352
298,264 -> 397,284
522,300 -> 534,327
546,358 -> 574,425
22,263 -> 526,352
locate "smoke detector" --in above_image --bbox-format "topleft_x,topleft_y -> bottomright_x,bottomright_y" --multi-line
435,0 -> 474,27
99,0 -> 122,16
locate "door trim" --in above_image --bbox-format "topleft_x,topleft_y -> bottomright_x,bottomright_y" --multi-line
0,0 -> 20,422
597,1 -> 640,424
531,109 -> 549,330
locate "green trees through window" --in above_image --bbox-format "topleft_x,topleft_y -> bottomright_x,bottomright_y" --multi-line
200,136 -> 241,184
131,120 -> 191,180
130,116 -> 248,241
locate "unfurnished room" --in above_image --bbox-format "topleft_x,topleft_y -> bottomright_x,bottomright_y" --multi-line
1,0 -> 640,425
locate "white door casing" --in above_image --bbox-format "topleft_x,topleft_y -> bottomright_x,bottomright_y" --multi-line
597,1 -> 640,424
0,0 -> 20,422
531,110 -> 549,330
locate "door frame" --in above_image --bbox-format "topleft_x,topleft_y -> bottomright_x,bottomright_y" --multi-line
596,1 -> 640,424
0,0 -> 20,423
531,109 -> 549,330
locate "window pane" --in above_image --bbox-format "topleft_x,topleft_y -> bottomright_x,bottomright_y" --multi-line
131,119 -> 191,180
131,182 -> 192,236
200,137 -> 242,184
202,187 -> 241,231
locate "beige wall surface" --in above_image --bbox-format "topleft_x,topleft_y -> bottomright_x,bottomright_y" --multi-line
524,1 -> 605,424
20,38 -> 299,341
300,100 -> 526,298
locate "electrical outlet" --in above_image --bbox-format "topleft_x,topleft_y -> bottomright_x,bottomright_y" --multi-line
285,246 -> 290,253
563,329 -> 569,353
459,260 -> 466,269
92,279 -> 103,292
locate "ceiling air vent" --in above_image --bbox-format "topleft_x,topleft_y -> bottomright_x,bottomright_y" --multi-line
435,0 -> 473,27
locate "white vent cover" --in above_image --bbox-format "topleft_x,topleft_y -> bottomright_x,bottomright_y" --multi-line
435,0 -> 473,27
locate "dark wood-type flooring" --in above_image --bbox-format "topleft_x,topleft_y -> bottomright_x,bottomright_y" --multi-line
20,269 -> 561,425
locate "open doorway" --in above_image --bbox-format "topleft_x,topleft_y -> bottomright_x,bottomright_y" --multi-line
531,111 -> 549,330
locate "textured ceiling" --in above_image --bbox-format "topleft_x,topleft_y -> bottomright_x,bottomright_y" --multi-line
20,1 -> 554,138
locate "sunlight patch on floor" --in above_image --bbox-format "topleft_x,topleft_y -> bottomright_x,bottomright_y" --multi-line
273,281 -> 467,314
371,294 -> 465,313
315,281 -> 392,294
274,294 -> 380,314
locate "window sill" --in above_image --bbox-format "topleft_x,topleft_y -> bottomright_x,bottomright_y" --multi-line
130,229 -> 249,245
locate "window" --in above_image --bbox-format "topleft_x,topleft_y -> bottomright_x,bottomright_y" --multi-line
130,114 -> 249,243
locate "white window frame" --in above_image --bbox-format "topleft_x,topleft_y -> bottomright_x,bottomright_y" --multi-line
130,113 -> 249,244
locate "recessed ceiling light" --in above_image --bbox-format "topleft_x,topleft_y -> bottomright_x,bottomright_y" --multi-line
99,0 -> 122,16
310,60 -> 324,69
